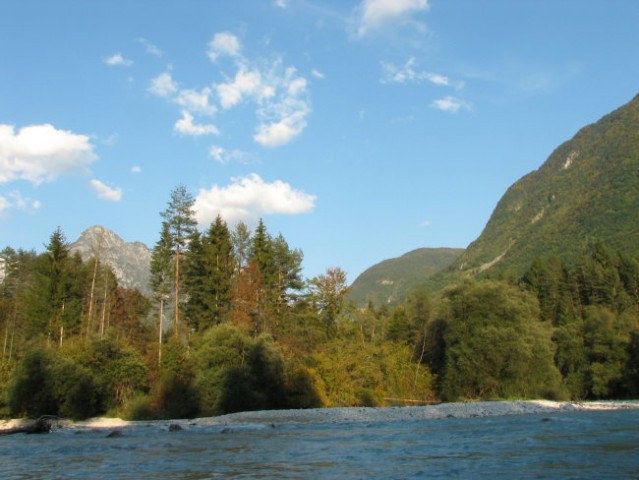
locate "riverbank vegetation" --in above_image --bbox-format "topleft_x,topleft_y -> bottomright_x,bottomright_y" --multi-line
1,187 -> 638,420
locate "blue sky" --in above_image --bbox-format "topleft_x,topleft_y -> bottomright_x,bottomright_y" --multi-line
1,0 -> 639,283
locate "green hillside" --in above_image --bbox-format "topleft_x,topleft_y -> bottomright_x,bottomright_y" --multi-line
434,93 -> 639,286
347,248 -> 464,306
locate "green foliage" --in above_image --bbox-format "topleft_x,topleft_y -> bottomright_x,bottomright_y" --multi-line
312,336 -> 435,407
437,280 -> 564,401
8,348 -> 99,419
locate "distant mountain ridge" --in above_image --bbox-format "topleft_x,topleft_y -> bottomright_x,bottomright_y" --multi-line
70,226 -> 152,295
347,248 -> 464,306
434,93 -> 639,285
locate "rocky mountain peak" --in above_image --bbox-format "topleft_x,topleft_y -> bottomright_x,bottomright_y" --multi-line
70,226 -> 152,295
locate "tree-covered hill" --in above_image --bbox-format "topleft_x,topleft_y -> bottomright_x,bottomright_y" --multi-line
433,93 -> 639,287
347,248 -> 463,306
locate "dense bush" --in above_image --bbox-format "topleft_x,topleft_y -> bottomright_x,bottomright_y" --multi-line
8,349 -> 99,419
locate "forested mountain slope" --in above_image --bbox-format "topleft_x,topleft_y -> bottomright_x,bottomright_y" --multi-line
347,248 -> 463,306
437,94 -> 639,284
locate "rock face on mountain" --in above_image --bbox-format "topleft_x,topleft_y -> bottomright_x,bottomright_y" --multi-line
70,226 -> 152,295
441,93 -> 639,282
347,248 -> 464,306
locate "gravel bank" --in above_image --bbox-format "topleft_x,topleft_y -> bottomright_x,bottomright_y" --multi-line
3,400 -> 638,432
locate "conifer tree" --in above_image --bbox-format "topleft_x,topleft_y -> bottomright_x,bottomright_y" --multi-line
160,185 -> 197,338
150,221 -> 174,364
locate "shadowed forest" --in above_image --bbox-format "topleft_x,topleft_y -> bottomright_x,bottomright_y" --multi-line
1,186 -> 639,420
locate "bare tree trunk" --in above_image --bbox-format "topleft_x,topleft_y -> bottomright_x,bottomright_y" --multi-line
87,258 -> 99,337
100,274 -> 108,338
158,298 -> 164,366
174,249 -> 180,338
2,323 -> 8,360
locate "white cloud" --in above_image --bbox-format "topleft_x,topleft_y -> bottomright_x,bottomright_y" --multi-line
253,65 -> 311,147
175,87 -> 216,116
0,191 -> 40,217
274,0 -> 288,8
174,111 -> 219,136
131,165 -> 142,174
150,32 -> 311,149
0,123 -> 97,185
432,96 -> 471,113
207,32 -> 242,62
138,37 -> 162,57
357,0 -> 430,36
216,67 -> 263,109
209,145 -> 249,164
104,53 -> 133,67
311,69 -> 326,80
194,173 -> 316,226
148,72 -> 178,97
381,57 -> 462,88
89,179 -> 123,202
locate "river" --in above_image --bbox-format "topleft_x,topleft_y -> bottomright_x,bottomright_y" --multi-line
2,406 -> 639,479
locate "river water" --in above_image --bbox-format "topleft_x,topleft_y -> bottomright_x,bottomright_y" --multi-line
2,408 -> 639,479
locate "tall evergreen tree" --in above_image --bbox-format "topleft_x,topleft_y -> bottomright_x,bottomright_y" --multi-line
160,185 -> 197,338
272,233 -> 304,308
231,221 -> 252,271
204,215 -> 235,325
150,221 -> 174,364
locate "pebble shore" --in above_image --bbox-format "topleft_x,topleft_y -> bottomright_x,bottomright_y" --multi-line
3,400 -> 639,431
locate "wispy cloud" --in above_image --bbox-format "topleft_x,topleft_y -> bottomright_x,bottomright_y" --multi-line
381,57 -> 463,89
89,179 -> 123,202
0,123 -> 96,185
104,52 -> 133,67
138,37 -> 162,57
0,191 -> 40,217
432,96 -> 471,113
356,0 -> 430,37
311,69 -> 326,80
209,145 -> 250,164
174,111 -> 219,136
131,165 -> 142,174
194,173 -> 316,226
274,0 -> 288,8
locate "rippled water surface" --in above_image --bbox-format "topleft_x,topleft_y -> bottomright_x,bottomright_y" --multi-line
2,409 -> 639,479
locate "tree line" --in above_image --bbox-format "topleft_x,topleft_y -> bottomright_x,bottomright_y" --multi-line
1,185 -> 638,420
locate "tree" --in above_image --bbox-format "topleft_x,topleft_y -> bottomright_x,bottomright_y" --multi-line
437,280 -> 564,401
160,185 -> 197,338
150,221 -> 174,365
231,221 -> 252,271
308,267 -> 350,336
272,233 -> 304,308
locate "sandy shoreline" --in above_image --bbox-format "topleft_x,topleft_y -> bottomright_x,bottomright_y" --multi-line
2,400 -> 639,431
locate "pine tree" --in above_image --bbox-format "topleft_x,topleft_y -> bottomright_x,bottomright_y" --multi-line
150,221 -> 174,364
203,215 -> 235,326
231,221 -> 251,271
160,185 -> 197,338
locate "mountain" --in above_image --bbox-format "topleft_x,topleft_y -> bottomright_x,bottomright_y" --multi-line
347,248 -> 464,306
70,226 -> 152,295
436,93 -> 639,285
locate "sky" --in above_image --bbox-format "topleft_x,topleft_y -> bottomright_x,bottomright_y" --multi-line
2,0 -> 639,283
